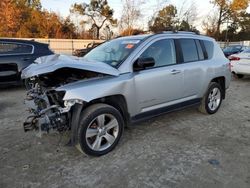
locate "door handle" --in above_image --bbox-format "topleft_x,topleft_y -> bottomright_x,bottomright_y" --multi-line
171,69 -> 181,75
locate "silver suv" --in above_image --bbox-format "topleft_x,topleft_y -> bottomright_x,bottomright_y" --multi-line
22,32 -> 231,156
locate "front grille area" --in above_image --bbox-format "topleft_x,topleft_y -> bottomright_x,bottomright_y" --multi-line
0,64 -> 19,82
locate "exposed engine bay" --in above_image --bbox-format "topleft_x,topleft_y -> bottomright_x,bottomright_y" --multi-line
33,68 -> 102,88
23,68 -> 105,136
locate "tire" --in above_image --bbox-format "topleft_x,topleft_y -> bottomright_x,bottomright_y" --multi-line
199,82 -> 223,114
75,103 -> 124,156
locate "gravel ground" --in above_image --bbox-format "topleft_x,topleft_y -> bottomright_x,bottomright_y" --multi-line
0,78 -> 250,188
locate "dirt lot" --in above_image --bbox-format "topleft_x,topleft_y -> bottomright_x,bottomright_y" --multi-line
0,78 -> 250,188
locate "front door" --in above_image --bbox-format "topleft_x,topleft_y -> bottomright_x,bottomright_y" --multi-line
133,39 -> 184,113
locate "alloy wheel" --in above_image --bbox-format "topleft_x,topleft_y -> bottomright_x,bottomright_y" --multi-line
85,114 -> 119,151
208,87 -> 221,111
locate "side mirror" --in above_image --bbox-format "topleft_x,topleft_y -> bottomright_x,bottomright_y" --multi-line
134,57 -> 155,71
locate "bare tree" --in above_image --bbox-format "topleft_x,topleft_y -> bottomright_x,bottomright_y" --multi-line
119,0 -> 145,35
176,0 -> 197,27
202,11 -> 219,36
102,24 -> 113,40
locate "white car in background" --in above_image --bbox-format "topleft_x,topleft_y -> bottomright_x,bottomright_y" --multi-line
230,48 -> 250,78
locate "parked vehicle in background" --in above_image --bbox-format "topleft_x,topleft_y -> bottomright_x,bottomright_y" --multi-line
229,48 -> 250,78
223,45 -> 249,57
0,39 -> 53,87
73,41 -> 103,57
22,31 -> 231,156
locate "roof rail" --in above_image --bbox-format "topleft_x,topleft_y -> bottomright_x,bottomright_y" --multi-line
159,30 -> 200,35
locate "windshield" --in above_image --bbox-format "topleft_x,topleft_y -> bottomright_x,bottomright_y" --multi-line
83,38 -> 142,67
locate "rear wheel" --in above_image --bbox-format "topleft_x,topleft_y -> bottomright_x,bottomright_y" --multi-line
199,82 -> 223,114
76,104 -> 124,156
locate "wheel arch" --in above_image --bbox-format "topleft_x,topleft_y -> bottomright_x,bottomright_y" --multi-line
210,76 -> 226,99
86,94 -> 130,126
69,94 -> 129,146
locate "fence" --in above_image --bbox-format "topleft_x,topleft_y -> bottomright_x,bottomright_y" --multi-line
33,38 -> 104,55
5,38 -> 250,55
7,38 -> 104,55
217,41 -> 250,48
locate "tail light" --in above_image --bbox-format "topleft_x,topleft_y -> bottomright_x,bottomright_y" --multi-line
228,56 -> 240,61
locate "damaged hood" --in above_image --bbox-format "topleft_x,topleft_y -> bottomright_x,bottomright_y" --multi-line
21,54 -> 120,79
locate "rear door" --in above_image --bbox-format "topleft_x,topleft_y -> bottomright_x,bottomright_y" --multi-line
177,38 -> 206,99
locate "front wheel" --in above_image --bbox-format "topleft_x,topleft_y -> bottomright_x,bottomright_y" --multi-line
76,104 -> 124,156
199,82 -> 223,114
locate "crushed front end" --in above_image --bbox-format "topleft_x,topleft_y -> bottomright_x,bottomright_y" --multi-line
21,54 -> 119,137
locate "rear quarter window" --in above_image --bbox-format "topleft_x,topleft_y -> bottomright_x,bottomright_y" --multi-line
0,42 -> 33,55
203,40 -> 214,59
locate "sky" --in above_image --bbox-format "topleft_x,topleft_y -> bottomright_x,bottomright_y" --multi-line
40,0 -> 212,19
40,0 -> 249,32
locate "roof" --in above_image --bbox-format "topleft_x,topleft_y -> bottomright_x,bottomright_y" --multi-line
115,34 -> 153,40
0,38 -> 48,47
115,31 -> 214,42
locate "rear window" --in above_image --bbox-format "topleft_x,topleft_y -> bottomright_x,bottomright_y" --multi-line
0,42 -> 33,55
203,40 -> 214,59
179,39 -> 199,62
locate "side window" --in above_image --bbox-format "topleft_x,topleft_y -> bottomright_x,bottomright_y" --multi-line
203,40 -> 214,59
139,39 -> 176,68
179,39 -> 199,62
0,42 -> 33,55
195,40 -> 205,60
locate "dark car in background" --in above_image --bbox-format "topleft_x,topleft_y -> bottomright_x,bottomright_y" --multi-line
223,45 -> 249,57
73,41 -> 103,57
0,39 -> 53,86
